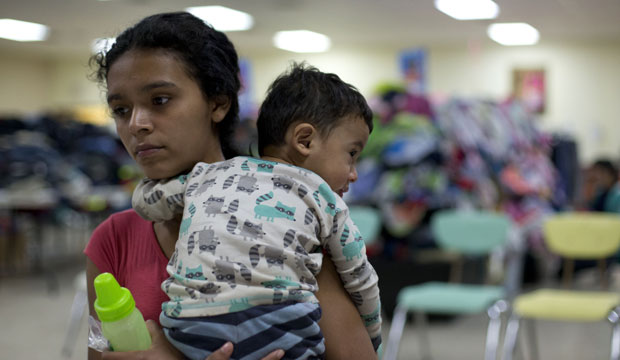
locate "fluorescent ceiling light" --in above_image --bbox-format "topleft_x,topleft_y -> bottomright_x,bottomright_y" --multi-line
488,22 -> 540,46
0,18 -> 49,42
434,0 -> 499,20
273,30 -> 331,53
185,6 -> 253,32
91,37 -> 115,54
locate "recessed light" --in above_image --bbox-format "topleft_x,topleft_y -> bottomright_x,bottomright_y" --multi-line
487,23 -> 540,46
273,30 -> 331,53
0,18 -> 49,42
434,0 -> 499,20
185,6 -> 254,32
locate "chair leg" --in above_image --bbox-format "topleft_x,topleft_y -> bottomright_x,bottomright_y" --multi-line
502,314 -> 520,360
485,300 -> 508,360
523,318 -> 539,360
383,305 -> 408,360
415,312 -> 432,360
609,308 -> 620,360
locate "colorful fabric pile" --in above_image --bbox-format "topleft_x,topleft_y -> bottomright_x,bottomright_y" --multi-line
346,87 -> 564,257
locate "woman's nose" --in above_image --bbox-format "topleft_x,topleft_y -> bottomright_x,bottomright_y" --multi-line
128,108 -> 153,135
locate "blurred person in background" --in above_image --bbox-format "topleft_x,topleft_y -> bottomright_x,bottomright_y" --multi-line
587,159 -> 620,213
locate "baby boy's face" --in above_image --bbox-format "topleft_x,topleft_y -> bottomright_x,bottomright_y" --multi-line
303,115 -> 369,197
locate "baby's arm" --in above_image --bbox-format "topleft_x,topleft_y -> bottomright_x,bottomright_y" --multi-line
324,210 -> 382,350
132,174 -> 188,222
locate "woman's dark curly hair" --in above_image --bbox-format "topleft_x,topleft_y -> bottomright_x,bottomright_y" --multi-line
90,12 -> 241,158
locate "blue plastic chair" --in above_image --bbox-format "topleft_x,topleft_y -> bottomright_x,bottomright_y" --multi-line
383,209 -> 511,360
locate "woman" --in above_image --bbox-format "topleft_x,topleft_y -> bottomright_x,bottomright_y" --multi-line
86,12 -> 377,360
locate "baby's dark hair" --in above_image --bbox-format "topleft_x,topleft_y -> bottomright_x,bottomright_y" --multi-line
256,63 -> 373,155
90,12 -> 241,158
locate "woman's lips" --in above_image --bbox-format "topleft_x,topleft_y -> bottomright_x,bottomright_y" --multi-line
135,144 -> 163,158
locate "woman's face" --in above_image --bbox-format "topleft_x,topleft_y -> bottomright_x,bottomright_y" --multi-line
106,48 -> 226,179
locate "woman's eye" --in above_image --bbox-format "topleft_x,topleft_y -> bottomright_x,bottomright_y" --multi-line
152,96 -> 170,105
349,150 -> 358,157
111,106 -> 129,117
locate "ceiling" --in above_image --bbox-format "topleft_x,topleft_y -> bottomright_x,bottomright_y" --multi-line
1,0 -> 620,59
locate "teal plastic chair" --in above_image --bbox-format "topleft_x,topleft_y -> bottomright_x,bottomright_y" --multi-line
349,206 -> 382,246
349,206 -> 382,357
383,210 -> 511,360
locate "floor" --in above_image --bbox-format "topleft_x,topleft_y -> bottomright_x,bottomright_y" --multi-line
0,215 -> 616,360
0,262 -> 615,360
0,263 -> 90,360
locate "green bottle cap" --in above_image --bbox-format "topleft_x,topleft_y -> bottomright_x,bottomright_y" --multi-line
94,273 -> 136,322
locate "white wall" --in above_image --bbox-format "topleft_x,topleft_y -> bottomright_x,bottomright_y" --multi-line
1,40 -> 619,163
0,54 -> 100,115
427,41 -> 620,163
47,58 -> 104,109
0,54 -> 53,115
245,41 -> 620,163
242,48 -> 400,103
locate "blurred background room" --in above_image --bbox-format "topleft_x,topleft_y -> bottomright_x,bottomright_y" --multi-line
1,0 -> 620,359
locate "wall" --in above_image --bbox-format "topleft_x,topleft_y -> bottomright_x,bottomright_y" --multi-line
0,54 -> 100,115
0,54 -> 53,116
427,41 -> 620,163
47,58 -> 104,109
245,41 -> 620,163
243,47 -> 400,104
1,40 -> 619,163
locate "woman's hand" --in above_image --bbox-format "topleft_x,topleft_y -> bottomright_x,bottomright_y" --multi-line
101,320 -> 284,360
101,320 -> 184,360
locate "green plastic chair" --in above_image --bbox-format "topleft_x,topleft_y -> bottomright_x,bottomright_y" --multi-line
349,206 -> 382,246
383,209 -> 511,360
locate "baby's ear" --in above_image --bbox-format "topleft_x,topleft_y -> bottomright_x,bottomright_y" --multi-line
210,96 -> 232,124
291,123 -> 317,157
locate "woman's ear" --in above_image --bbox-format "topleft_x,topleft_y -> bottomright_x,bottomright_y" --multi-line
210,96 -> 232,124
291,123 -> 317,157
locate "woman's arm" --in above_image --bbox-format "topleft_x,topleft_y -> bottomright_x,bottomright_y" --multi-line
316,256 -> 378,360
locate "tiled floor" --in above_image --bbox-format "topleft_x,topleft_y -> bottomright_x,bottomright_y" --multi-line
0,261 -> 615,360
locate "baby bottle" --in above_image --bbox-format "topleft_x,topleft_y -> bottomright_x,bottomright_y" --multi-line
93,272 -> 152,351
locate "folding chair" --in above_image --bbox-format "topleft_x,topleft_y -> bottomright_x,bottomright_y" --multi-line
502,212 -> 620,360
383,209 -> 511,360
349,205 -> 382,246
